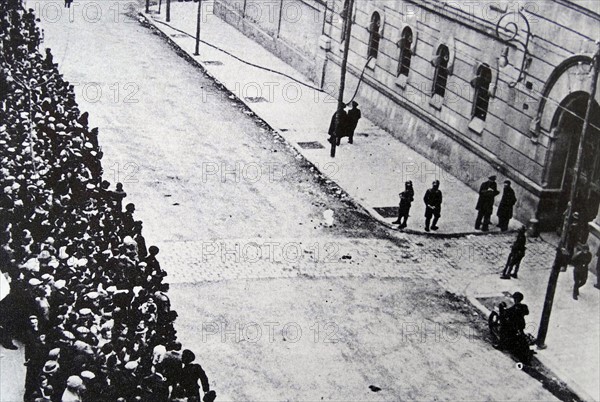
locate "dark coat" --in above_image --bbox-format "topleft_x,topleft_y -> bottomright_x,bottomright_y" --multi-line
497,186 -> 517,219
328,110 -> 348,138
423,188 -> 442,215
571,247 -> 592,281
476,180 -> 499,214
503,303 -> 529,333
398,188 -> 414,215
347,107 -> 361,134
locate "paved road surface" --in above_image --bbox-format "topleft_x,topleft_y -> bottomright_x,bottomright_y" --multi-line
12,0 -> 562,400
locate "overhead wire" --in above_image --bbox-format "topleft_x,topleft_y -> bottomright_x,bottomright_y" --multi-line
151,3 -> 600,132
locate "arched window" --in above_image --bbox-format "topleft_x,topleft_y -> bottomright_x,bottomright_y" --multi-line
471,64 -> 492,120
432,45 -> 450,97
367,12 -> 381,59
397,27 -> 413,77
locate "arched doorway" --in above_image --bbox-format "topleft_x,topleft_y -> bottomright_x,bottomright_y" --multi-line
546,91 -> 600,227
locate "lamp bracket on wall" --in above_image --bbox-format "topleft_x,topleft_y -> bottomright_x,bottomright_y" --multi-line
495,7 -> 533,88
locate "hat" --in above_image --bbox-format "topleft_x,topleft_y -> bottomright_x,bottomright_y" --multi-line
48,348 -> 60,359
182,349 -> 196,365
38,250 -> 52,261
124,361 -> 138,370
76,326 -> 90,335
123,236 -> 136,246
79,308 -> 92,317
54,279 -> 66,289
41,273 -> 53,282
28,278 -> 42,286
66,375 -> 83,389
23,258 -> 40,272
42,360 -> 59,374
80,370 -> 95,380
504,180 -> 511,185
58,247 -> 69,260
85,291 -> 100,300
512,291 -> 524,303
489,175 -> 497,181
351,101 -> 358,107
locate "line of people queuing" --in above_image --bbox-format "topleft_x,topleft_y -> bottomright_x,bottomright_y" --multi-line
0,1 -> 215,400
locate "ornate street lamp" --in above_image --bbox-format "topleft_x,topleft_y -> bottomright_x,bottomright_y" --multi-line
495,8 -> 533,88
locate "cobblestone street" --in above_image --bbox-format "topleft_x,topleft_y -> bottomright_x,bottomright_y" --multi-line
161,233 -> 556,295
18,0 -> 575,400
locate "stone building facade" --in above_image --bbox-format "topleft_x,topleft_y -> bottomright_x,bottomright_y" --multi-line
215,1 -> 600,242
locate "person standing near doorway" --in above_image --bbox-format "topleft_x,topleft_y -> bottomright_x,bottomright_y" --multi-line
497,180 -> 517,231
475,175 -> 499,231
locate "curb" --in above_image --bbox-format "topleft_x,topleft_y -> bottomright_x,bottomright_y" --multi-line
465,284 -> 597,402
138,12 -> 521,240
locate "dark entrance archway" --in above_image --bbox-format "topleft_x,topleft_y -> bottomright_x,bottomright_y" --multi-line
544,91 -> 600,228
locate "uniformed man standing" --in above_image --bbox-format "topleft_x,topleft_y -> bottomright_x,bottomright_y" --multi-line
393,181 -> 414,229
571,243 -> 592,300
346,101 -> 361,144
423,180 -> 442,232
327,103 -> 348,146
475,175 -> 500,231
497,180 -> 517,231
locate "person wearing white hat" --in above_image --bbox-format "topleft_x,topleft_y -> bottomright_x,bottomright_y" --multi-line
61,375 -> 83,401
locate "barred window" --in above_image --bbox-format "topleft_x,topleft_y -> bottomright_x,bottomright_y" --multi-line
367,12 -> 381,59
471,64 -> 492,120
432,45 -> 450,97
397,27 -> 413,77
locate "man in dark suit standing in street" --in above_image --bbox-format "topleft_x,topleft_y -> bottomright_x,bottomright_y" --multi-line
328,103 -> 348,146
346,101 -> 361,144
424,180 -> 442,232
475,175 -> 500,231
497,180 -> 517,231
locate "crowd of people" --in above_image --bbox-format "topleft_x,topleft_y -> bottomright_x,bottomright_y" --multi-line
0,1 -> 214,400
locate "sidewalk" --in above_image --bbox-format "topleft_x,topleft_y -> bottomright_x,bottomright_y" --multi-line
141,1 -> 523,237
466,252 -> 600,402
140,4 -> 598,401
0,341 -> 25,402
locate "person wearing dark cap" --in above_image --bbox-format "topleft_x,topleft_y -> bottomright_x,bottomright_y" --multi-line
475,175 -> 500,231
563,211 -> 586,271
501,226 -> 527,279
179,349 -> 210,401
346,101 -> 361,144
498,291 -> 529,351
423,180 -> 442,231
327,103 -> 348,146
571,242 -> 592,300
123,202 -> 136,227
393,180 -> 414,228
496,180 -> 517,231
112,182 -> 127,212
